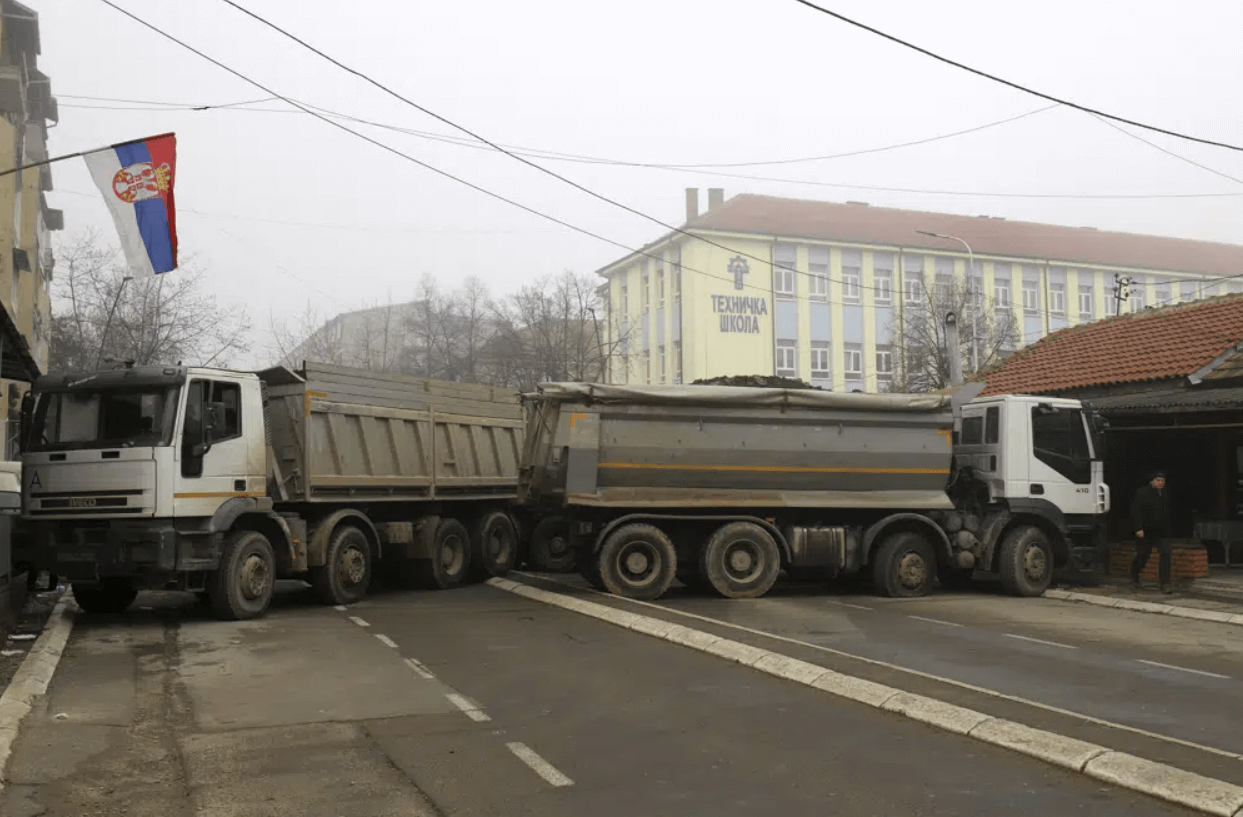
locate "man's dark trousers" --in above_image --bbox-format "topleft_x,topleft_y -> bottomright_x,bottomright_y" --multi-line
1132,537 -> 1171,586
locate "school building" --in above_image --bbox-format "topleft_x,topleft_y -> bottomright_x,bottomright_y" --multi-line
596,190 -> 1243,391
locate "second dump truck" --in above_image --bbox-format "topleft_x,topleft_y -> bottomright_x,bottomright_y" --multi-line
518,382 -> 1110,600
19,362 -> 524,619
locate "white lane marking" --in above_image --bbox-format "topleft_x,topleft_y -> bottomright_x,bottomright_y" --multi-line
908,615 -> 963,628
828,600 -> 874,612
1137,659 -> 1230,680
511,572 -> 1243,762
405,657 -> 435,679
348,616 -> 370,628
506,742 -> 574,787
375,634 -> 399,649
1005,633 -> 1078,650
334,605 -> 347,612
446,692 -> 491,722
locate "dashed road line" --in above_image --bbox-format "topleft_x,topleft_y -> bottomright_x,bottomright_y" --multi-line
348,616 -> 370,628
506,742 -> 574,787
828,600 -> 874,612
334,605 -> 347,612
405,657 -> 435,679
1005,633 -> 1078,650
446,692 -> 491,722
908,615 -> 963,628
375,634 -> 399,648
1137,659 -> 1230,680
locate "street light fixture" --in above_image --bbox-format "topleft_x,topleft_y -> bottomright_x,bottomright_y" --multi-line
96,275 -> 134,369
916,230 -> 978,374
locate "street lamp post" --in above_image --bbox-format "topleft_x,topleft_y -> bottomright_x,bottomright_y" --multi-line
917,230 -> 978,373
96,275 -> 134,369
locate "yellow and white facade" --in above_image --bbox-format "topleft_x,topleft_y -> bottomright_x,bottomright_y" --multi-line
598,193 -> 1243,391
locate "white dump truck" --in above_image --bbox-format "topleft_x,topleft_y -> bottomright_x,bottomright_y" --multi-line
18,362 -> 524,619
518,382 -> 1111,600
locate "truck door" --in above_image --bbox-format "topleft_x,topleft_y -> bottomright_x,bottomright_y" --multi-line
173,377 -> 251,518
1029,406 -> 1095,516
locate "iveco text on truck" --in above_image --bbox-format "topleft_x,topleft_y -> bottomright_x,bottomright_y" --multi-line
518,382 -> 1109,600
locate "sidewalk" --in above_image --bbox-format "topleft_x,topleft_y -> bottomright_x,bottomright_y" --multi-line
1048,567 -> 1243,624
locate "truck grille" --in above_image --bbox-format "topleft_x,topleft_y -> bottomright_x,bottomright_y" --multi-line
28,489 -> 145,516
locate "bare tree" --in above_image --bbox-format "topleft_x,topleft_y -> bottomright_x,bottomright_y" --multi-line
268,301 -> 348,369
891,276 -> 1019,393
50,231 -> 251,371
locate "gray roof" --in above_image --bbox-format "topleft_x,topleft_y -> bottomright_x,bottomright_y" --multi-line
1087,385 -> 1243,414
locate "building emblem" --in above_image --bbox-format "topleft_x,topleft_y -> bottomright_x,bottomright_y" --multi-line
728,256 -> 749,290
112,162 -> 173,204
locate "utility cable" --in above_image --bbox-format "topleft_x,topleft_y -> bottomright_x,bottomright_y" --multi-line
790,0 -> 1243,153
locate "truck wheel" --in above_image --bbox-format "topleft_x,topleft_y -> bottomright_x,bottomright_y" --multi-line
528,516 -> 576,572
872,531 -> 935,598
414,518 -> 472,590
312,525 -> 372,606
471,511 -> 518,580
73,579 -> 138,615
701,522 -> 781,599
999,525 -> 1053,597
598,523 -> 676,600
210,531 -> 276,621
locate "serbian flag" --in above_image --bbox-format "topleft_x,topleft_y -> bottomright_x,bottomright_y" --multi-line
83,133 -> 178,276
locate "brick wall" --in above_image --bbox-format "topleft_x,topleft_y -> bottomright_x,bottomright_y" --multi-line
1108,542 -> 1209,580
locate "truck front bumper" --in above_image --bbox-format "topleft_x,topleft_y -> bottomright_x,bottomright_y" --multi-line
33,520 -> 179,583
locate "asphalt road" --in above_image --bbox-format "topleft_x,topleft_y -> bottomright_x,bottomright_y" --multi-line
0,580 -> 1214,816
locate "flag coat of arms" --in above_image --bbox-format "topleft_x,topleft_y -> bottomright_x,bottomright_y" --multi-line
84,132 -> 178,275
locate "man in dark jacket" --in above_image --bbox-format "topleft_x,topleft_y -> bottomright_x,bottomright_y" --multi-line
1130,472 -> 1172,593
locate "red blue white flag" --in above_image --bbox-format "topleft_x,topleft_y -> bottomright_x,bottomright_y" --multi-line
83,132 -> 178,276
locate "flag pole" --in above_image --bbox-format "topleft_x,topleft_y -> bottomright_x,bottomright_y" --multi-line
0,132 -> 175,179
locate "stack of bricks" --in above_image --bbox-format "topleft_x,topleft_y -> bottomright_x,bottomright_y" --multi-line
1108,541 -> 1209,580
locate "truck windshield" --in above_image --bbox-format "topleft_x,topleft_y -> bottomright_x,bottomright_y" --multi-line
28,386 -> 181,451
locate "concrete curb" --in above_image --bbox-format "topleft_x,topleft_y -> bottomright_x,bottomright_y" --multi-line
1045,588 -> 1243,626
0,591 -> 75,789
490,578 -> 1243,817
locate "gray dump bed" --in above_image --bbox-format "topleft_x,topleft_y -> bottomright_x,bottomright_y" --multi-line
520,383 -> 956,510
262,362 -> 523,503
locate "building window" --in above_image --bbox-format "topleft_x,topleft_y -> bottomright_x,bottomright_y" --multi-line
621,282 -> 628,314
673,341 -> 683,384
774,244 -> 797,299
808,246 -> 829,301
1049,283 -> 1066,314
1230,280 -> 1243,295
641,266 -> 650,311
642,349 -> 650,383
1131,278 -> 1147,311
876,347 -> 894,379
1155,279 -> 1171,305
1181,280 -> 1199,302
673,249 -> 682,300
657,268 -> 665,309
621,353 -> 629,384
905,274 -> 924,307
843,267 -> 861,303
1022,283 -> 1039,313
935,275 -> 953,305
774,266 -> 796,298
776,343 -> 797,377
658,344 -> 666,383
844,347 -> 863,378
811,344 -> 830,380
1078,286 -> 1093,318
995,282 -> 1011,307
874,271 -> 892,304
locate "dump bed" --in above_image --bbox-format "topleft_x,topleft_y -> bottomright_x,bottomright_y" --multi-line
262,362 -> 522,503
520,383 -> 955,510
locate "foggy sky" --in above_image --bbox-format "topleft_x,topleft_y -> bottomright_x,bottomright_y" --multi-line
36,0 -> 1243,368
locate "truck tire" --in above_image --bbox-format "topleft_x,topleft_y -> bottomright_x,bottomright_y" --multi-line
528,516 -> 576,572
471,511 -> 518,580
73,579 -> 138,615
999,525 -> 1053,597
871,531 -> 936,598
312,525 -> 372,606
210,531 -> 277,621
700,522 -> 781,599
414,518 -> 472,590
598,523 -> 677,600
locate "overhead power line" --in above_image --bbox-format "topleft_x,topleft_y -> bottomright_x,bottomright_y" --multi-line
790,0 -> 1243,154
61,91 -> 1242,201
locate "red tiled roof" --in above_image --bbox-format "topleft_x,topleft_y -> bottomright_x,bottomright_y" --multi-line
688,195 -> 1243,278
978,294 -> 1243,396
